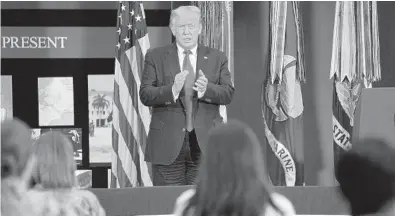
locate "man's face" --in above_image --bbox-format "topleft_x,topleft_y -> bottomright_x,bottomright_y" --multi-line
171,12 -> 202,50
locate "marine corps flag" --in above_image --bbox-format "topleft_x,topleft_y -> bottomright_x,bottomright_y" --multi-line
330,1 -> 381,181
262,1 -> 306,186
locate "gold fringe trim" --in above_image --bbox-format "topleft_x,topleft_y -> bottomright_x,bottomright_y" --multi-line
330,1 -> 381,83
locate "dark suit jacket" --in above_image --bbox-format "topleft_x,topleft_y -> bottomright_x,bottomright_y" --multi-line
139,43 -> 235,165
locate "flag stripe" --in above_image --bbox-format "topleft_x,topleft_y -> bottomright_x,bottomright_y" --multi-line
114,58 -> 150,165
111,146 -> 119,188
112,125 -> 134,187
110,168 -> 121,188
115,57 -> 149,140
125,46 -> 151,133
112,105 -> 141,186
117,46 -> 152,185
114,71 -> 151,187
113,82 -> 144,186
114,81 -> 152,186
114,60 -> 152,186
112,151 -> 132,187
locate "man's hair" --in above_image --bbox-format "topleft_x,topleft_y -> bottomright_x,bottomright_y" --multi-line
336,138 -> 395,216
32,131 -> 77,188
1,118 -> 34,179
169,5 -> 201,28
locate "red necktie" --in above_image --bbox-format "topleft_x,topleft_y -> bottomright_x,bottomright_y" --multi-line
183,50 -> 194,131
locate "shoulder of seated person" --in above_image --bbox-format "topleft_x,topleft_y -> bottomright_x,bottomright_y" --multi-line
64,189 -> 106,215
67,189 -> 103,205
70,188 -> 97,197
265,192 -> 296,216
374,198 -> 395,216
24,190 -> 63,216
173,189 -> 196,215
28,188 -> 101,206
175,189 -> 196,206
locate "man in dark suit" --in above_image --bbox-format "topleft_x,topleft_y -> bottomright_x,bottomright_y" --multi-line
139,5 -> 234,186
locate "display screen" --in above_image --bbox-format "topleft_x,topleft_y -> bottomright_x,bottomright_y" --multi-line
31,127 -> 82,165
38,77 -> 74,126
88,74 -> 114,164
1,75 -> 13,122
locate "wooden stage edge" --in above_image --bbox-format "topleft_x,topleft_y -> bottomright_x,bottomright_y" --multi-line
90,186 -> 350,216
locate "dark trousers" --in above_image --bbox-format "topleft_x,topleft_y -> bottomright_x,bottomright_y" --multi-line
152,130 -> 201,186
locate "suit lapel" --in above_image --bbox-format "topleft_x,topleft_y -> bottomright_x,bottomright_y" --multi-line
166,43 -> 187,107
194,45 -> 209,118
196,44 -> 208,81
166,43 -> 180,80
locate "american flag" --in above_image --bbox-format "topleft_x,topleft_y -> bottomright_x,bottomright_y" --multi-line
111,1 -> 152,188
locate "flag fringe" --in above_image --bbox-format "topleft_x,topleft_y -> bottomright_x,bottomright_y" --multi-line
269,1 -> 306,84
329,1 -> 381,84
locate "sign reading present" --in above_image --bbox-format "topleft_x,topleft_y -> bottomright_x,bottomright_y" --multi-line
2,36 -> 68,49
0,27 -> 170,59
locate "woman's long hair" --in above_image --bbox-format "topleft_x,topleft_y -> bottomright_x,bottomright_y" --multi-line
1,118 -> 34,179
1,118 -> 37,216
182,119 -> 278,216
32,131 -> 77,189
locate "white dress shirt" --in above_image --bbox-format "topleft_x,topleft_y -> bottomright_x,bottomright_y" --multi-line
177,43 -> 198,76
172,43 -> 205,101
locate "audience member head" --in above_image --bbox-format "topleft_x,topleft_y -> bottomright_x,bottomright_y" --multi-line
32,131 -> 77,189
1,118 -> 37,216
184,119 -> 275,216
1,118 -> 34,179
169,5 -> 202,50
336,138 -> 395,216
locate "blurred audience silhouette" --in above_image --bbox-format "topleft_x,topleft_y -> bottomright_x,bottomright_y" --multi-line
337,138 -> 395,216
1,118 -> 59,216
29,131 -> 106,216
173,119 -> 295,216
11,117 -> 395,216
1,118 -> 106,216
